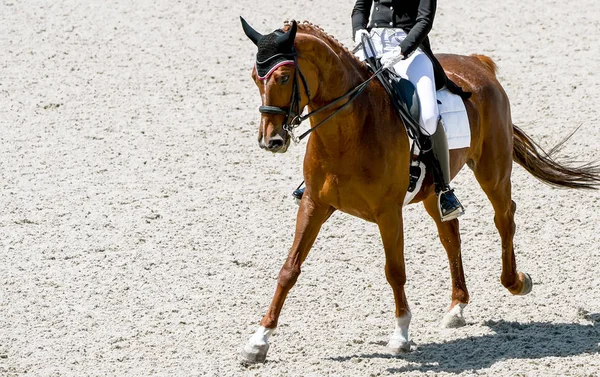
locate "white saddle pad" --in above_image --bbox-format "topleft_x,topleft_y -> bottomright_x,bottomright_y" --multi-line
436,88 -> 471,150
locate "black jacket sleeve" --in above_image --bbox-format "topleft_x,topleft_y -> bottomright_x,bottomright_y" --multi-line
351,0 -> 372,40
399,0 -> 436,56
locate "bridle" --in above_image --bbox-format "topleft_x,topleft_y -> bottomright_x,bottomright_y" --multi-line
258,48 -> 383,143
257,50 -> 310,142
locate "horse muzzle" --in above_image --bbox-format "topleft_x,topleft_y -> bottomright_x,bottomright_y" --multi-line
259,133 -> 290,153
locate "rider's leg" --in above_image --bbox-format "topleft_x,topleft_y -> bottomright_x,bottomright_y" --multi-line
393,51 -> 464,221
292,181 -> 305,204
399,51 -> 439,135
426,121 -> 465,221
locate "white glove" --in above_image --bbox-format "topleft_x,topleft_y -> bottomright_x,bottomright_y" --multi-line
353,29 -> 369,47
380,47 -> 405,70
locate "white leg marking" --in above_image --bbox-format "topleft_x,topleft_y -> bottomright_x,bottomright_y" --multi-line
247,326 -> 273,347
241,326 -> 273,363
387,312 -> 412,353
441,303 -> 467,328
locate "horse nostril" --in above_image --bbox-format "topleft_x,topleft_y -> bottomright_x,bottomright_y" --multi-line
267,139 -> 284,150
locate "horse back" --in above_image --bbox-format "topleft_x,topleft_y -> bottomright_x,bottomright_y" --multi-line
435,53 -> 512,165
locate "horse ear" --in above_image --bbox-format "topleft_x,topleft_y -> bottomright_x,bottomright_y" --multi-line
276,20 -> 297,50
240,16 -> 263,46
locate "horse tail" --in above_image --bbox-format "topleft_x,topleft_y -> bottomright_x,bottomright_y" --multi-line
472,54 -> 498,75
512,124 -> 600,190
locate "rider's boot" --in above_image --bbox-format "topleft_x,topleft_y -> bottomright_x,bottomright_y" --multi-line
292,184 -> 305,205
421,119 -> 465,222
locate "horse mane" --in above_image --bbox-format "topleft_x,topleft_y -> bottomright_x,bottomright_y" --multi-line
283,20 -> 369,74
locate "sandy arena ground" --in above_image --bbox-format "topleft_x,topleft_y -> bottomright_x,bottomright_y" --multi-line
1,0 -> 600,376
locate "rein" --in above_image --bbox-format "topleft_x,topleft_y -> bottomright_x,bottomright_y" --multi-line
259,50 -> 383,143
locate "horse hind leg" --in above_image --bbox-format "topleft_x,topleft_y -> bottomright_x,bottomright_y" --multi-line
423,194 -> 469,328
473,156 -> 532,296
494,196 -> 532,295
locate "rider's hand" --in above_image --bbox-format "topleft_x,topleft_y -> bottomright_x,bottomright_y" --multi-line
353,29 -> 369,47
380,47 -> 405,70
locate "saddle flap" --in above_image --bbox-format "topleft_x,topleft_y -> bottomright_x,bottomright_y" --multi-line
379,69 -> 421,140
391,76 -> 420,126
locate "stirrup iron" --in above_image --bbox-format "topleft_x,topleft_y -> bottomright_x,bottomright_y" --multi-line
438,188 -> 465,222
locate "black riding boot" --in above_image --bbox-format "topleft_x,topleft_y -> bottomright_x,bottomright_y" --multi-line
292,183 -> 305,204
292,187 -> 304,204
421,119 -> 465,221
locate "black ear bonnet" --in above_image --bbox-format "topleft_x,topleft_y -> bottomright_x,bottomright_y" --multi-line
241,18 -> 298,79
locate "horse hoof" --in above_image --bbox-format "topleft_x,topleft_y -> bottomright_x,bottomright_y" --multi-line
517,272 -> 533,295
240,343 -> 269,364
387,338 -> 411,354
441,303 -> 467,328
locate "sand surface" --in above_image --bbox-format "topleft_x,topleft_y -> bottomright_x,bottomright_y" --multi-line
1,0 -> 600,376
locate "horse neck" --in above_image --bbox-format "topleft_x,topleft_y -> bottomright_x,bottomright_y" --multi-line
299,35 -> 371,153
303,38 -> 367,103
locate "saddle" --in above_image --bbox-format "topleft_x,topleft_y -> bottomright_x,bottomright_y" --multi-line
363,51 -> 425,193
358,34 -> 469,146
360,37 -> 471,197
386,70 -> 422,141
362,47 -> 422,144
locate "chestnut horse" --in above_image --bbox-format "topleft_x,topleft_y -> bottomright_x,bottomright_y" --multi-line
240,20 -> 600,363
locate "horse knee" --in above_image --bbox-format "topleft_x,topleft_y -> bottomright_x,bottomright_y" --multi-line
278,264 -> 300,289
385,264 -> 406,287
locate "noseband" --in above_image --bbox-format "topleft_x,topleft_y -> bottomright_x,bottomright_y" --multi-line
258,48 -> 383,143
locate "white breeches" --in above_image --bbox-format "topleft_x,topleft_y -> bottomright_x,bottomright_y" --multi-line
357,28 -> 439,135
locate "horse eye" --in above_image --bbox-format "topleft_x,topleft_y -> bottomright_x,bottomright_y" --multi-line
280,75 -> 290,84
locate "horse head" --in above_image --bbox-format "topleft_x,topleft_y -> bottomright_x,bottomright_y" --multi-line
240,18 -> 312,153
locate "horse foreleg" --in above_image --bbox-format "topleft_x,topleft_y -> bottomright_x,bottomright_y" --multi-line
376,208 -> 411,353
423,194 -> 469,328
241,195 -> 334,364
